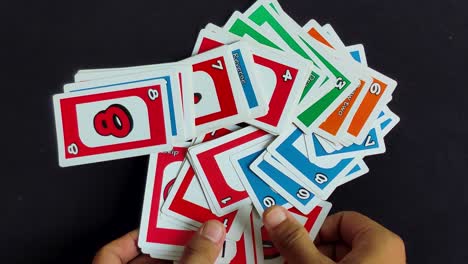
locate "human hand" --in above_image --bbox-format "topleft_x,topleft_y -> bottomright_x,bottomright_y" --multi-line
92,220 -> 226,264
262,206 -> 406,264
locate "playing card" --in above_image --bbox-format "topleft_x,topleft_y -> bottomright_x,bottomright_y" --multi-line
242,0 -> 360,116
337,70 -> 396,145
301,22 -> 398,145
302,19 -> 352,61
267,126 -> 359,199
250,151 -> 322,214
230,140 -> 291,215
246,44 -> 313,134
229,211 -> 264,264
70,64 -> 193,142
224,11 -> 283,51
289,41 -> 361,134
377,106 -> 400,137
188,126 -> 273,215
192,27 -> 313,134
161,160 -> 251,242
306,125 -> 386,162
192,28 -> 237,55
138,146 -> 194,258
311,134 -> 340,154
302,21 -> 396,148
53,73 -> 172,167
137,145 -> 241,262
161,127 -> 251,242
182,44 -> 255,135
314,78 -> 372,144
338,159 -> 369,185
243,1 -> 336,85
223,11 -> 327,103
346,44 -> 368,67
299,21 -> 373,145
192,35 -> 269,119
227,41 -> 270,118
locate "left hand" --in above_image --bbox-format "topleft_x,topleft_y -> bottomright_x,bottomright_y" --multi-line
92,229 -> 169,264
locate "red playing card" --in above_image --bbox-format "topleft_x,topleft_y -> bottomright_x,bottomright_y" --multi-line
192,56 -> 238,126
54,78 -> 171,166
252,55 -> 298,127
188,127 -> 271,215
138,147 -> 194,258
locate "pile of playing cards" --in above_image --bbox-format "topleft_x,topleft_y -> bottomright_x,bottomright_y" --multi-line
53,0 -> 399,262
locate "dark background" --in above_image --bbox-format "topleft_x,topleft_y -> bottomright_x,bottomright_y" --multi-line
1,0 -> 467,263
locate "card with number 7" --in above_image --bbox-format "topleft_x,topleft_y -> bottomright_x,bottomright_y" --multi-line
182,44 -> 253,135
53,72 -> 172,167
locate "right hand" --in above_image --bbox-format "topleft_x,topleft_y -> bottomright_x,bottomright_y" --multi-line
262,206 -> 406,264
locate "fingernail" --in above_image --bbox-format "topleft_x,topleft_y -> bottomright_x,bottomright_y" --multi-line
264,207 -> 287,230
200,221 -> 224,243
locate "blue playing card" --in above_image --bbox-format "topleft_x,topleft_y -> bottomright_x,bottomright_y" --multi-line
230,143 -> 289,215
267,127 -> 357,199
350,50 -> 362,63
310,126 -> 385,160
251,152 -> 322,214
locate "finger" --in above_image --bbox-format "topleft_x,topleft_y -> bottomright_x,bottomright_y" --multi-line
93,229 -> 141,264
320,211 -> 405,264
317,244 -> 334,258
262,206 -> 334,264
319,211 -> 381,245
180,220 -> 226,264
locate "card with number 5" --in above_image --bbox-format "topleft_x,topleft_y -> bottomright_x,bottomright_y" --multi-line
53,72 -> 172,167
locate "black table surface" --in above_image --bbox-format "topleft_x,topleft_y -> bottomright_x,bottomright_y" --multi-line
2,0 -> 467,263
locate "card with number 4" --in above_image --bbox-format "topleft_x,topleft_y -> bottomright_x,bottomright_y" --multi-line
53,72 -> 172,167
192,26 -> 313,134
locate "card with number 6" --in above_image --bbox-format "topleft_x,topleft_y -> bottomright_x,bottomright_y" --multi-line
53,72 -> 172,167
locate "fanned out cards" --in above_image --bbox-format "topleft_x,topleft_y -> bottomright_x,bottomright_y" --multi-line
52,0 -> 399,262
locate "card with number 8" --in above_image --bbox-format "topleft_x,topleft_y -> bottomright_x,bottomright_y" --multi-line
53,72 -> 172,167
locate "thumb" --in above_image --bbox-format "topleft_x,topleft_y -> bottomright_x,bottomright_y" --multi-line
263,206 -> 334,264
180,220 -> 226,264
